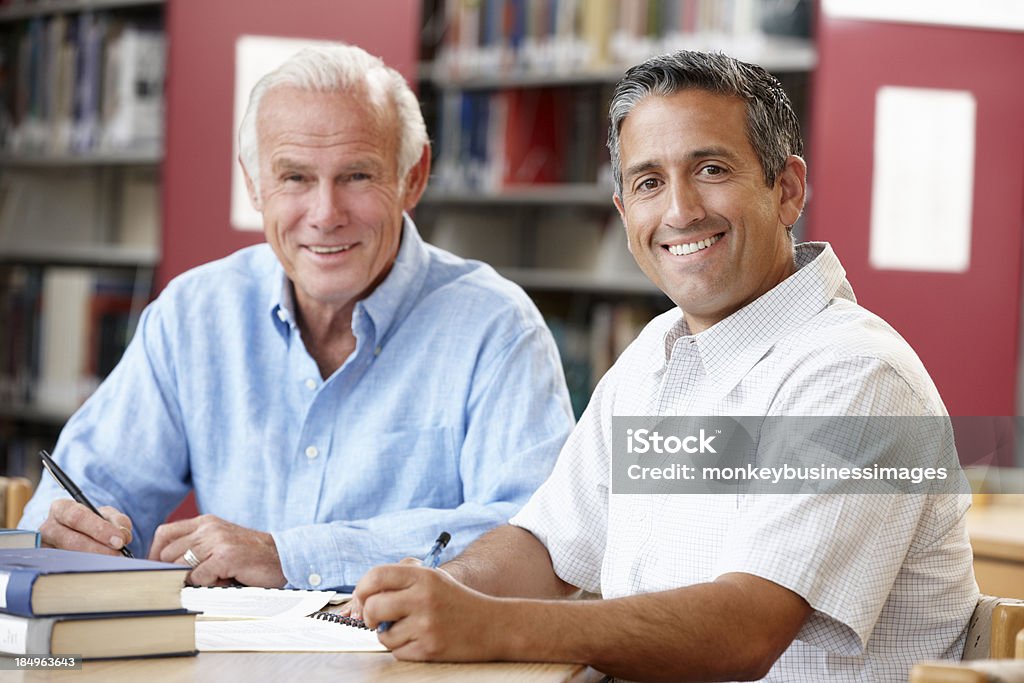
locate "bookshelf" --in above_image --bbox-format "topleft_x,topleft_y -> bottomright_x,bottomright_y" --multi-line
414,0 -> 816,415
0,0 -> 165,483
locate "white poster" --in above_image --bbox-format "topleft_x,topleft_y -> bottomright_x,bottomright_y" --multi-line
230,35 -> 343,232
822,0 -> 1024,32
869,86 -> 975,273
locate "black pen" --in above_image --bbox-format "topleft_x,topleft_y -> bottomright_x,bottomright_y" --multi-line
39,449 -> 134,558
377,531 -> 451,633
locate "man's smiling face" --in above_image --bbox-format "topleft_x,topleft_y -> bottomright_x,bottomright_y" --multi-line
614,89 -> 800,333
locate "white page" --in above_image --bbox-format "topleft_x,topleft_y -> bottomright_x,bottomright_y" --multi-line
196,616 -> 387,652
822,0 -> 1024,32
869,86 -> 975,272
181,586 -> 343,620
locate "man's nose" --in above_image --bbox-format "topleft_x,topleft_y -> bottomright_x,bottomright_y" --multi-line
310,181 -> 348,230
664,179 -> 706,228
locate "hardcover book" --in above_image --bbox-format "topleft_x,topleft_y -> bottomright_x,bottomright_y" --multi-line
0,610 -> 196,658
0,529 -> 39,549
0,548 -> 188,617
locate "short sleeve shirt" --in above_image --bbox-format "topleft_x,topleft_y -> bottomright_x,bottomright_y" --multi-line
511,242 -> 978,682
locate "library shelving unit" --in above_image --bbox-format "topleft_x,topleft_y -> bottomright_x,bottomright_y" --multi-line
414,0 -> 816,415
0,0 -> 166,483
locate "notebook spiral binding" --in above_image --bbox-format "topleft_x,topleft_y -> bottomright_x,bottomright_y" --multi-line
309,610 -> 373,631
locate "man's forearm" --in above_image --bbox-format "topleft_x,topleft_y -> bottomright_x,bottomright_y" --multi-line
441,525 -> 577,599
490,574 -> 810,682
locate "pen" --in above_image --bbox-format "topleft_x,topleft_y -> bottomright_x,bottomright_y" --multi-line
39,449 -> 134,558
378,531 -> 451,633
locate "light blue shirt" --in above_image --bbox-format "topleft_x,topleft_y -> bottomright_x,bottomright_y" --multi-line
19,217 -> 574,589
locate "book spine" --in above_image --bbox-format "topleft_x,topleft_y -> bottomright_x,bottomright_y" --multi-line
0,612 -> 54,655
0,570 -> 40,617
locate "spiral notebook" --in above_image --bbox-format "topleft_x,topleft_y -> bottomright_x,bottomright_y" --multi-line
181,586 -> 349,620
196,610 -> 386,652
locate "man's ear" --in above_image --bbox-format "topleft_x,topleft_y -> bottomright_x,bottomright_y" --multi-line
241,158 -> 262,212
777,155 -> 807,228
613,192 -> 634,254
401,144 -> 432,211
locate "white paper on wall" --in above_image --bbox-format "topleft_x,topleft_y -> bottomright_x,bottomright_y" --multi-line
822,0 -> 1024,32
869,86 -> 976,273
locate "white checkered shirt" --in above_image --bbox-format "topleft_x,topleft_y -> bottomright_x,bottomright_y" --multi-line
512,242 -> 978,682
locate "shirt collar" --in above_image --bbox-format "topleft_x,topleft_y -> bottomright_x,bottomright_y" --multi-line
663,242 -> 853,381
268,213 -> 431,347
355,214 -> 431,348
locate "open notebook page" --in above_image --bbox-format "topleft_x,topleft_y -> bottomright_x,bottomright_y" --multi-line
181,586 -> 350,620
196,616 -> 387,652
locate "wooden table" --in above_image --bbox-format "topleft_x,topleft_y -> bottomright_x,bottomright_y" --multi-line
967,496 -> 1024,599
7,653 -> 602,682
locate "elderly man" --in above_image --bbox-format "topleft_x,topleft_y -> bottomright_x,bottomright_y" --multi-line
19,44 -> 573,590
353,51 -> 977,681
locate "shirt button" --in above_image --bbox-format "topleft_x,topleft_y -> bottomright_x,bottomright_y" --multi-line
304,378 -> 317,390
305,446 -> 319,459
276,309 -> 287,322
308,573 -> 322,587
374,345 -> 382,357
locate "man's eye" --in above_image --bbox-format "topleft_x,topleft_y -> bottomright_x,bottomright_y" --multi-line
284,174 -> 305,183
637,178 -> 661,192
699,165 -> 726,177
349,172 -> 372,182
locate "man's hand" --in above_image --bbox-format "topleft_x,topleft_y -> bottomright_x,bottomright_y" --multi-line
39,499 -> 133,555
355,562 -> 508,661
148,514 -> 286,587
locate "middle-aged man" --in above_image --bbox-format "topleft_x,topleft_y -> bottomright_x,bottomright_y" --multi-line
18,44 -> 574,590
353,51 -> 978,681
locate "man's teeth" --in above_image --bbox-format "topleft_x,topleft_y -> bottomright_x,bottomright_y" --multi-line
667,234 -> 721,256
308,245 -> 351,255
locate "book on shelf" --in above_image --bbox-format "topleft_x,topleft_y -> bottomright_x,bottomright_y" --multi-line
8,17 -> 47,154
431,87 -> 608,193
0,610 -> 197,658
0,436 -> 45,486
70,11 -> 106,154
0,528 -> 37,549
0,547 -> 188,617
427,0 -> 789,79
0,170 -> 104,251
0,265 -> 150,415
0,265 -> 42,406
86,271 -> 147,381
545,296 -> 669,418
545,316 -> 592,418
36,267 -> 95,411
426,208 -> 523,268
101,23 -> 165,153
532,207 -> 605,271
503,87 -> 567,185
1,11 -> 164,157
117,169 -> 160,250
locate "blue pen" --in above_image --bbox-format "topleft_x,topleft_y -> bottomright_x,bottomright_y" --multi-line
378,531 -> 451,633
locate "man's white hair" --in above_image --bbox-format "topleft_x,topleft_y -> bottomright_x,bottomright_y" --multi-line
238,43 -> 427,198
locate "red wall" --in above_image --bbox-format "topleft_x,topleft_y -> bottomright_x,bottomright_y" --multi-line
159,0 -> 422,289
807,16 -> 1024,415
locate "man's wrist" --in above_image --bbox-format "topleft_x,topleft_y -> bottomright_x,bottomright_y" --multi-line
438,559 -> 473,587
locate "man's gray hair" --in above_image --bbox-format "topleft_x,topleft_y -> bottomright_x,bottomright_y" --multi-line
607,50 -> 803,197
239,44 -> 428,197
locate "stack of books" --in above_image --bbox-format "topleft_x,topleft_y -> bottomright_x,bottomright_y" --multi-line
0,546 -> 195,659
